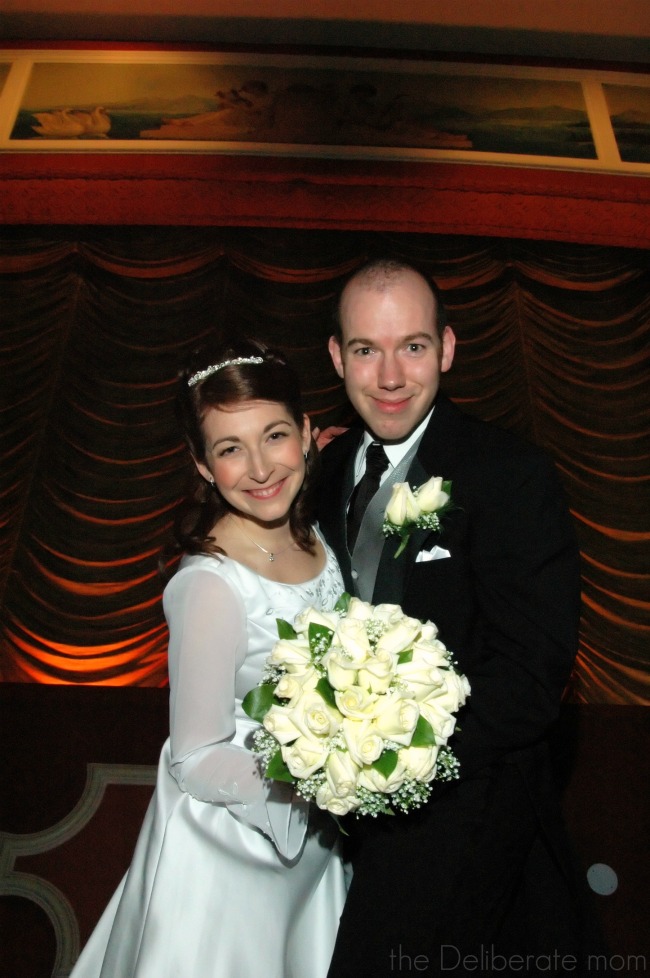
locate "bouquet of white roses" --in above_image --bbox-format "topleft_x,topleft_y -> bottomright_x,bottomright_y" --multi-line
243,593 -> 470,817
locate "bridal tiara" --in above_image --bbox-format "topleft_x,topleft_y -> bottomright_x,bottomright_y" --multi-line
187,356 -> 265,387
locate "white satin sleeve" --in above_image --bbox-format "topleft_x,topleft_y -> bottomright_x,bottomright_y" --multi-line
163,562 -> 304,856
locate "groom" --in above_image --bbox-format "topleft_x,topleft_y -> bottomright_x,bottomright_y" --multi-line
318,259 -> 593,976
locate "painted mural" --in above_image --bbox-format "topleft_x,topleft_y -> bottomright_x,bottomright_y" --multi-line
0,51 -> 648,174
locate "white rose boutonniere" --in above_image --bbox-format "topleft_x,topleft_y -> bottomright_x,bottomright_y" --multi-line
383,476 -> 453,557
243,593 -> 469,819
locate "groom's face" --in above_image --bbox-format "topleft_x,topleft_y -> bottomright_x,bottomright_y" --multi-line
328,269 -> 455,443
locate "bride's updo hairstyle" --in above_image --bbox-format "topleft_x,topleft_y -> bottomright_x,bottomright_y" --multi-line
173,336 -> 319,557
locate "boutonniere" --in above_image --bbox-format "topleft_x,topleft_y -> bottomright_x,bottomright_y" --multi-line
382,476 -> 453,558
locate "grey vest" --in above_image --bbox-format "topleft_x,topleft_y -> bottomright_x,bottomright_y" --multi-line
349,437 -> 423,602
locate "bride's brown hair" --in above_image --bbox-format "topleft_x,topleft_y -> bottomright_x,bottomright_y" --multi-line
171,336 -> 319,559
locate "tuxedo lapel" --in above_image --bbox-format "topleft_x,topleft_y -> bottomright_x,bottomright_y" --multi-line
323,398 -> 459,606
372,454 -> 433,604
371,402 -> 460,606
318,429 -> 361,594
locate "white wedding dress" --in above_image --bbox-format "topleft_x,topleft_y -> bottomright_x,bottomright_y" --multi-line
71,532 -> 347,978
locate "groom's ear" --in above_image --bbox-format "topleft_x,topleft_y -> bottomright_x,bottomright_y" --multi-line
328,335 -> 345,378
440,326 -> 456,374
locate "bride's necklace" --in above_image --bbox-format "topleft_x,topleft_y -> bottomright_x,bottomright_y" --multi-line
229,515 -> 296,562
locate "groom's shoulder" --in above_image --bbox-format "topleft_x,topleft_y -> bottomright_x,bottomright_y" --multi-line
320,426 -> 361,470
431,395 -> 552,472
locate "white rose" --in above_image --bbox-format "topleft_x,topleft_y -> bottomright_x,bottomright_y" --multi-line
396,656 -> 446,700
334,617 -> 372,664
342,718 -> 385,767
375,619 -> 421,657
418,700 -> 457,742
371,603 -> 405,624
274,674 -> 302,702
281,735 -> 328,778
385,482 -> 420,525
372,693 -> 419,745
399,744 -> 439,781
344,597 -> 374,622
415,475 -> 449,514
335,685 -> 381,720
316,781 -> 359,816
289,690 -> 342,739
426,670 -> 470,714
275,666 -> 320,702
323,648 -> 360,691
294,606 -> 339,634
325,749 -> 361,797
357,756 -> 407,794
357,649 -> 396,694
269,638 -> 312,674
263,705 -> 301,745
411,638 -> 450,668
419,621 -> 440,641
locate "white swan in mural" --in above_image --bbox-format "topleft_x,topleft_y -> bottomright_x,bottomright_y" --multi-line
31,106 -> 111,139
31,108 -> 86,138
70,106 -> 111,137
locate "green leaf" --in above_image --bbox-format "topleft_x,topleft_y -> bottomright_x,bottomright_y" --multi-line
410,713 -> 437,748
334,592 -> 351,614
372,749 -> 398,778
266,749 -> 295,783
276,618 -> 297,640
398,649 -> 413,664
309,622 -> 334,653
315,676 -> 337,709
242,683 -> 275,722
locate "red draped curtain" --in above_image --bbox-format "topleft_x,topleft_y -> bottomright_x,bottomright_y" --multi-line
0,228 -> 648,702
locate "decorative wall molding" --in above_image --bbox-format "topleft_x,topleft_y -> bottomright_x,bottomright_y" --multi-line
0,763 -> 156,977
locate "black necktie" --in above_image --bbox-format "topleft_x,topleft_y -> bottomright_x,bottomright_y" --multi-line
347,442 -> 389,551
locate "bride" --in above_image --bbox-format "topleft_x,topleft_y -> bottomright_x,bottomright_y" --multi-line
71,337 -> 347,978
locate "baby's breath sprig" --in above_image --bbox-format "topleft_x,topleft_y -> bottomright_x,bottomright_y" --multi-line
259,663 -> 285,686
252,728 -> 282,766
354,786 -> 395,817
435,746 -> 461,781
309,625 -> 334,666
293,770 -> 327,803
364,618 -> 387,648
391,779 -> 434,813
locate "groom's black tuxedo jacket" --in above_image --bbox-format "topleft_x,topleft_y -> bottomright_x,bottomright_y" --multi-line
318,392 -> 581,783
319,395 -> 599,977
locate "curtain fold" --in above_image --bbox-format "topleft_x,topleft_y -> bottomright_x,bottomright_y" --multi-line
0,228 -> 648,701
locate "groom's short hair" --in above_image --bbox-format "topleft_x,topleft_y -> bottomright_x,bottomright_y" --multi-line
331,258 -> 448,342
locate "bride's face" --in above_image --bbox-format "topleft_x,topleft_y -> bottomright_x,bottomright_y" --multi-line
195,399 -> 311,526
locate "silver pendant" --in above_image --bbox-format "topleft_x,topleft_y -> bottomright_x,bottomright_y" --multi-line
268,554 -> 275,561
